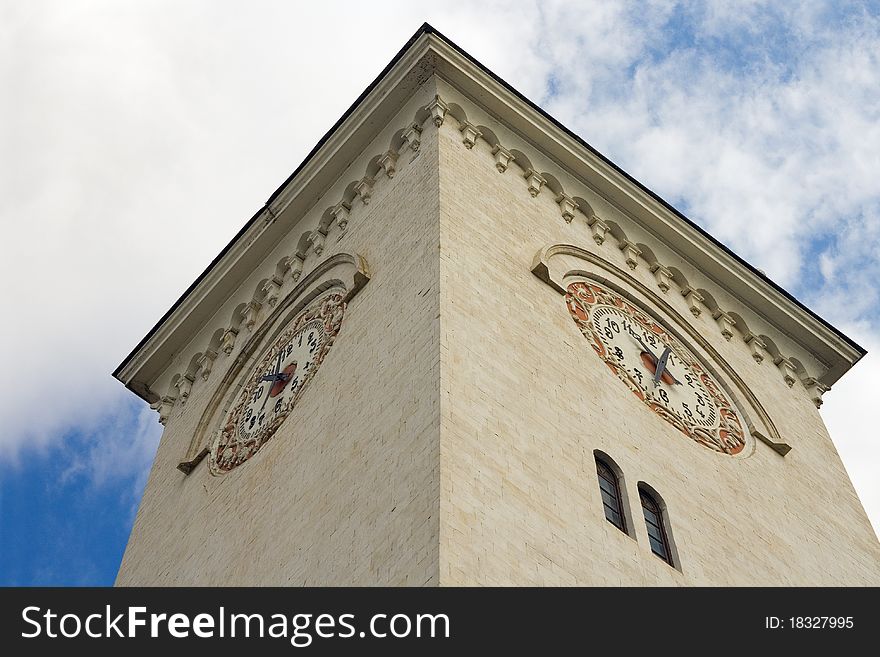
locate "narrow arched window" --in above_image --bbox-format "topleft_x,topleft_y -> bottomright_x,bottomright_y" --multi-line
596,458 -> 626,532
640,489 -> 672,565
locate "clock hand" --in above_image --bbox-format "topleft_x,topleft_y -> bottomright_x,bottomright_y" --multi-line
260,351 -> 283,412
260,372 -> 290,382
653,347 -> 671,385
633,335 -> 658,362
652,346 -> 682,386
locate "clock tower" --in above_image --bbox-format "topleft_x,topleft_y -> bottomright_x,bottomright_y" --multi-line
114,25 -> 880,585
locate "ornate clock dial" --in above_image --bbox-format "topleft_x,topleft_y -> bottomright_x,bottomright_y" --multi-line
566,281 -> 746,455
210,291 -> 346,474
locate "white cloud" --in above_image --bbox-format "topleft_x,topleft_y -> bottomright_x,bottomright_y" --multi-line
1,1 -> 878,536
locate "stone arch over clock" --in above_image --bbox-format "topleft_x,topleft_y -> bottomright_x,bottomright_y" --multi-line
532,243 -> 790,457
178,252 -> 371,474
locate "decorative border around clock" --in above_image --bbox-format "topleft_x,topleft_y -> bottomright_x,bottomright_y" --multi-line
533,243 -> 789,456
209,290 -> 345,475
567,280 -> 746,456
178,252 -> 371,474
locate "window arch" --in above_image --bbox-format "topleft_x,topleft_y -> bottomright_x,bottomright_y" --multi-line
639,486 -> 674,566
595,454 -> 627,533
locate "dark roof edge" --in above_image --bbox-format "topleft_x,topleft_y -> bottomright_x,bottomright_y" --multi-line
114,21 -> 865,381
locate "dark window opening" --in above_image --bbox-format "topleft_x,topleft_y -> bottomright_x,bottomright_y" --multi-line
640,489 -> 672,565
596,459 -> 626,533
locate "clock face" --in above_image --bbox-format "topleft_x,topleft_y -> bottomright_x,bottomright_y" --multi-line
209,291 -> 346,474
566,281 -> 746,455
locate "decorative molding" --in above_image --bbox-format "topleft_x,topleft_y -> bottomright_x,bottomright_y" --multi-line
120,50 -> 861,426
803,377 -> 830,408
150,396 -> 174,426
197,348 -> 218,381
377,150 -> 397,178
491,144 -> 514,173
262,277 -> 283,308
242,301 -> 262,332
556,193 -> 578,223
132,78 -> 432,423
775,356 -> 798,388
427,95 -> 449,126
743,332 -> 767,363
221,327 -> 238,355
401,123 -> 422,152
459,120 -> 482,149
331,202 -> 350,233
281,254 -> 305,283
354,176 -> 374,205
618,239 -> 641,270
713,310 -> 736,341
680,286 -> 704,318
431,91 -> 838,399
650,263 -> 672,293
175,375 -> 194,404
523,169 -> 546,197
590,218 -> 609,246
308,229 -> 326,256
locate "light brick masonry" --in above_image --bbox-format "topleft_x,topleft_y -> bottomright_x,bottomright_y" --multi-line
115,31 -> 880,586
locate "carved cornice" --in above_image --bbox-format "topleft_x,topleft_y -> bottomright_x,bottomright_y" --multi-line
428,89 -> 840,403
426,33 -> 863,386
118,30 -> 862,424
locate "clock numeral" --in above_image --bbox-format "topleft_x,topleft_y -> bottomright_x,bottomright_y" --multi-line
658,388 -> 670,405
632,368 -> 644,385
613,346 -> 624,360
603,318 -> 621,341
274,399 -> 284,414
251,386 -> 265,404
681,402 -> 694,420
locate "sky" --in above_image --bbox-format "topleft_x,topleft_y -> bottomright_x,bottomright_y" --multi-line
1,0 -> 879,585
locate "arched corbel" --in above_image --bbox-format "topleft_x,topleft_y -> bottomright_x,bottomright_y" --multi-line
680,286 -> 705,318
377,150 -> 398,179
491,144 -> 514,172
459,121 -> 482,149
400,123 -> 422,152
426,95 -> 449,127
353,176 -> 374,206
523,169 -> 546,197
557,193 -> 579,223
198,328 -> 225,381
589,216 -> 609,245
